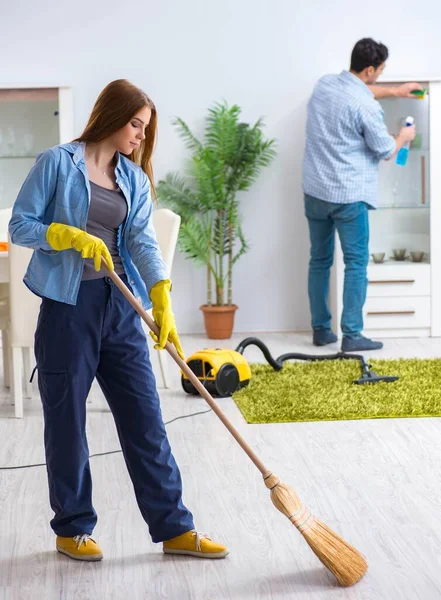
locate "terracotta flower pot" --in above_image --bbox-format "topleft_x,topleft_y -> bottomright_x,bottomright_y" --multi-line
200,304 -> 238,339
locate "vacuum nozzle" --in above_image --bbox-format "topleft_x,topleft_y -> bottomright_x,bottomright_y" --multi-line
353,370 -> 399,385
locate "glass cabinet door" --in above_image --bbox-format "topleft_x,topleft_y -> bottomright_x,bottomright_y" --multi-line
0,88 -> 60,209
378,87 -> 429,208
369,83 -> 430,265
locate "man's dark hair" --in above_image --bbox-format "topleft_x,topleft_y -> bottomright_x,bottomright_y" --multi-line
350,38 -> 388,73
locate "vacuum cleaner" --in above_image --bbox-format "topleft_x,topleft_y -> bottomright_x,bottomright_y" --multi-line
181,337 -> 398,397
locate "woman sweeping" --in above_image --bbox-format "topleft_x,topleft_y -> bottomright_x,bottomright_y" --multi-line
9,79 -> 228,561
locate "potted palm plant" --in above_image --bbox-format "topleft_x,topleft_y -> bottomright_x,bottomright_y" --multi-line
157,102 -> 276,339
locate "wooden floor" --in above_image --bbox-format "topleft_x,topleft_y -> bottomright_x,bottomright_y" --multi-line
1,332 -> 441,599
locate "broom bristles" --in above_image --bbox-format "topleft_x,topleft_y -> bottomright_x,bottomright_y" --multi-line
263,472 -> 367,587
302,519 -> 368,587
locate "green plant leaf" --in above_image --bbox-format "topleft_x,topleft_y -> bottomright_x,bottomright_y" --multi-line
171,117 -> 203,153
156,173 -> 200,220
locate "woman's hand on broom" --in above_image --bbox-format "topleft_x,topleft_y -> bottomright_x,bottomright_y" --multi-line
149,279 -> 185,360
46,223 -> 114,272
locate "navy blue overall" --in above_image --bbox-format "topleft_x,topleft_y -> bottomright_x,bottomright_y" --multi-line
34,274 -> 194,542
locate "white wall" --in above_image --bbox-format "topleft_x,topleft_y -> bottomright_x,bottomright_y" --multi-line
1,0 -> 441,333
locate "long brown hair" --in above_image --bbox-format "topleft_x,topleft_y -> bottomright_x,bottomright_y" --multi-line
75,79 -> 157,195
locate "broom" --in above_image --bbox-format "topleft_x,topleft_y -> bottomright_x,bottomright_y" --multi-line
104,266 -> 368,587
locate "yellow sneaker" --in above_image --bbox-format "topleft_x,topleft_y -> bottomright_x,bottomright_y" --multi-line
163,530 -> 229,559
56,534 -> 103,561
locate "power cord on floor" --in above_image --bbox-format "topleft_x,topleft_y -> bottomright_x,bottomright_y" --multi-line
0,408 -> 213,471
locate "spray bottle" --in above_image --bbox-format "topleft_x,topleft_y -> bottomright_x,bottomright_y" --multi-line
396,116 -> 414,166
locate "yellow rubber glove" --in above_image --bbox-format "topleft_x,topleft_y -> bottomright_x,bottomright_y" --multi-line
150,279 -> 185,359
46,223 -> 114,272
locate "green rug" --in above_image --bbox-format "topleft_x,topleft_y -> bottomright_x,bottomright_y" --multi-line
232,358 -> 441,424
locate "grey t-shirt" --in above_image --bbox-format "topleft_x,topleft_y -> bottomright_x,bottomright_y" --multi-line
82,180 -> 128,280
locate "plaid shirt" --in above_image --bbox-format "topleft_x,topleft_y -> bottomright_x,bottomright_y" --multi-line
303,70 -> 396,208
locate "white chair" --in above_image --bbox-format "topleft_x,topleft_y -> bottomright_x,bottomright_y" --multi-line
7,239 -> 40,418
0,296 -> 10,391
147,208 -> 181,388
0,207 -> 12,242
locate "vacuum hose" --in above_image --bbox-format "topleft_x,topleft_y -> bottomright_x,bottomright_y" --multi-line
234,337 -> 398,385
235,337 -> 368,368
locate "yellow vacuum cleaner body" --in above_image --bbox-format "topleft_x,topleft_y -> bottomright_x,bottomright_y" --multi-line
181,348 -> 251,397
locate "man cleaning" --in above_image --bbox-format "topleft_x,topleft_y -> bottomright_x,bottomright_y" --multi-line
303,37 -> 419,351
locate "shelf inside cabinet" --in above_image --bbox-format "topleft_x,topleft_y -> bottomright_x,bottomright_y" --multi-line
369,260 -> 430,265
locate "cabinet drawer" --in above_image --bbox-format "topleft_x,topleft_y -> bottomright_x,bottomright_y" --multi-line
367,264 -> 430,297
363,296 -> 431,330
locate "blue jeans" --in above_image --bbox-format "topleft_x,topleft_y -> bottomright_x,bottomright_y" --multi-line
34,274 -> 194,542
304,195 -> 370,338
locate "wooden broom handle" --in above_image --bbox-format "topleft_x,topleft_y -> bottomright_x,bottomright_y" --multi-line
104,265 -> 269,476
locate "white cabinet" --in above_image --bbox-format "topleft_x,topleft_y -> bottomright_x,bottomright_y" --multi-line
330,78 -> 441,338
0,85 -> 73,209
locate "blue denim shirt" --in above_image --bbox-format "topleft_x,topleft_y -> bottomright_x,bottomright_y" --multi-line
9,141 -> 168,309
